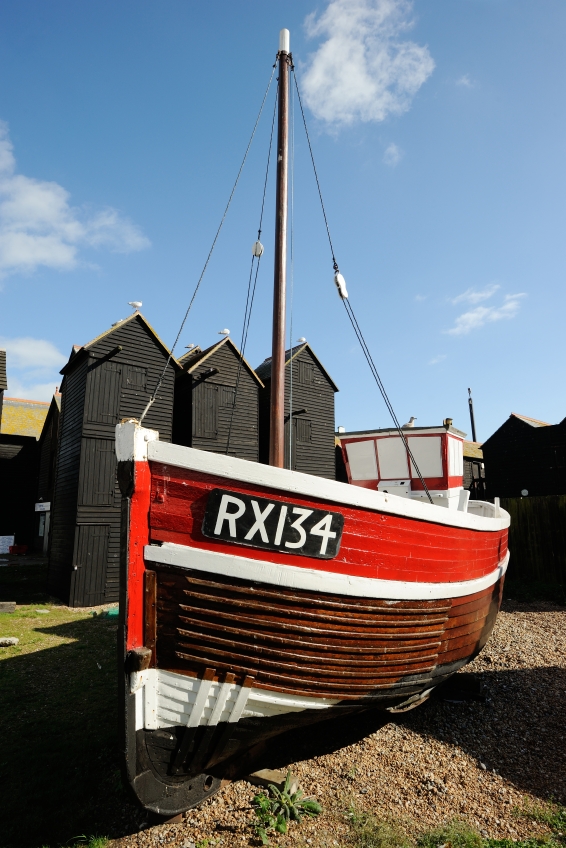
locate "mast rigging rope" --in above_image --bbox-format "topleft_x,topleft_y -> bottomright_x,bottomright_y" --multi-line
225,89 -> 279,455
140,63 -> 277,424
293,72 -> 433,503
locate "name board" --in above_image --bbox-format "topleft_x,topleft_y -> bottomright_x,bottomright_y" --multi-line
35,502 -> 51,512
202,488 -> 344,560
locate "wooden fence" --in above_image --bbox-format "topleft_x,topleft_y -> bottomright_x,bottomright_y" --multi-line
501,495 -> 566,584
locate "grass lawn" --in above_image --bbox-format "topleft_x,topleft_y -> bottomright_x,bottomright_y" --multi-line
0,561 -> 141,848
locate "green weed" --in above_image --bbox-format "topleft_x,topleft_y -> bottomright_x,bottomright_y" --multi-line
251,770 -> 322,845
416,819 -> 483,848
349,811 -> 412,848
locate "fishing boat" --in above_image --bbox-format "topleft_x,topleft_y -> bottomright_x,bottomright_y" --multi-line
116,31 -> 510,816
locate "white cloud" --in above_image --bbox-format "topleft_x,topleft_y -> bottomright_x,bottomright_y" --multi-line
0,121 -> 150,278
302,0 -> 435,127
1,336 -> 67,400
5,377 -> 59,402
428,354 -> 446,365
451,283 -> 500,305
0,336 -> 66,370
414,293 -> 427,302
383,142 -> 403,166
456,74 -> 474,88
445,293 -> 526,336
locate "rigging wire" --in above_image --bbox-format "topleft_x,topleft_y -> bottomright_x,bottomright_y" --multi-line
225,87 -> 279,455
293,72 -> 433,503
287,67 -> 295,469
139,63 -> 277,424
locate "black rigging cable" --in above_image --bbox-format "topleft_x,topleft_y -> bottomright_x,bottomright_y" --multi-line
293,71 -> 433,503
140,63 -> 277,424
225,87 -> 279,455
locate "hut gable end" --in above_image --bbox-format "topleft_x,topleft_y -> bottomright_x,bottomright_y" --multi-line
257,344 -> 337,480
173,337 -> 260,462
48,312 -> 177,607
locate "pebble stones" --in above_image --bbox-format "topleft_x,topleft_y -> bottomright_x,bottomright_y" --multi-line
109,600 -> 565,848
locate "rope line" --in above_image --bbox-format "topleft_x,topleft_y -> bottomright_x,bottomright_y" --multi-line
342,298 -> 433,502
293,73 -> 432,503
140,63 -> 277,424
293,72 -> 339,272
288,68 -> 295,469
225,85 -> 279,455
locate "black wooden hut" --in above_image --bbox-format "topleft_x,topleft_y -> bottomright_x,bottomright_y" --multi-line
0,349 -> 6,424
34,392 -> 61,553
463,440 -> 486,500
173,337 -> 263,461
48,312 -> 178,607
256,343 -> 338,479
0,396 -> 49,550
482,412 -> 566,499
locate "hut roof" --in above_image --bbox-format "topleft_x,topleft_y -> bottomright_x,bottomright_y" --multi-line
463,440 -> 483,460
255,343 -> 339,392
178,337 -> 264,387
0,397 -> 50,438
60,312 -> 180,375
511,412 -> 550,428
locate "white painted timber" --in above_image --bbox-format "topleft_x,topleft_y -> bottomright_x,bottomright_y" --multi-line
115,420 -> 159,462
134,669 -> 338,730
145,437 -> 510,532
145,543 -> 510,601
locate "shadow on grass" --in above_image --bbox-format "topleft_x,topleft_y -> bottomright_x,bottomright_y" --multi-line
0,616 -> 143,848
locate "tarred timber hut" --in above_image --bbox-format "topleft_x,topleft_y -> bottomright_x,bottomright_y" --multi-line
48,312 -> 179,607
0,396 -> 49,548
173,337 -> 263,461
256,343 -> 338,479
482,412 -> 566,499
35,392 -> 61,553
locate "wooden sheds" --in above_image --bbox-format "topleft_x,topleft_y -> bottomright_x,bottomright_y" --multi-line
255,343 -> 338,479
48,312 -> 178,607
463,440 -> 486,500
0,396 -> 49,548
173,337 -> 263,461
482,412 -> 566,498
35,392 -> 61,553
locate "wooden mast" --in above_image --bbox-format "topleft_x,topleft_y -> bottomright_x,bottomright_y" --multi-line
269,29 -> 291,468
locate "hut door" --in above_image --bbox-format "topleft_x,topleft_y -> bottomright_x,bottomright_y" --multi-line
70,524 -> 109,607
193,382 -> 218,439
86,361 -> 122,425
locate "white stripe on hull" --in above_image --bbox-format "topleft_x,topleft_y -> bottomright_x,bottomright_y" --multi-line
144,542 -> 509,601
132,668 -> 338,731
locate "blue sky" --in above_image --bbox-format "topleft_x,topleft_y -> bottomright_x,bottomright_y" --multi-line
0,0 -> 564,441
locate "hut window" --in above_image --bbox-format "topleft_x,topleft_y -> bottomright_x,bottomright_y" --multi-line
298,360 -> 315,385
219,386 -> 236,408
125,365 -> 147,390
296,417 -> 312,443
193,382 -> 218,439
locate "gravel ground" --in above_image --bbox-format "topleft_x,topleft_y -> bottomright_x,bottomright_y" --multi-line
112,600 -> 566,848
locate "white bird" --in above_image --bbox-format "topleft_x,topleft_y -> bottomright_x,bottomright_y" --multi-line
218,329 -> 230,336
185,343 -> 196,350
402,416 -> 417,428
128,301 -> 142,310
297,336 -> 306,343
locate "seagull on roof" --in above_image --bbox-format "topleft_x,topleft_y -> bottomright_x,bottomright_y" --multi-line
128,301 -> 142,311
218,329 -> 230,336
402,416 -> 417,428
